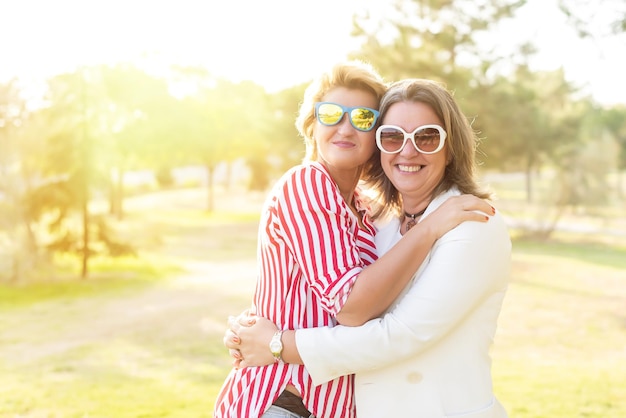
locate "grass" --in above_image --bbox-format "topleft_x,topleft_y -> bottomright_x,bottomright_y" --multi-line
0,254 -> 184,309
512,237 -> 626,270
490,241 -> 626,418
0,187 -> 625,417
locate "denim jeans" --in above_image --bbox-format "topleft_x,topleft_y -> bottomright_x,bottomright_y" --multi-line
261,405 -> 315,418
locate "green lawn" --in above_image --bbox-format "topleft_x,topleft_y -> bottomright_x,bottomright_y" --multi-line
0,189 -> 624,417
492,246 -> 626,417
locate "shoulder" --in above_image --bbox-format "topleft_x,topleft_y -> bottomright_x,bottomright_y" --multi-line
429,187 -> 511,249
270,162 -> 333,195
270,162 -> 341,211
423,186 -> 461,214
276,162 -> 333,189
439,210 -> 512,267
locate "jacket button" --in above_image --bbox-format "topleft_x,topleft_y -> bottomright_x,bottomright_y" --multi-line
407,372 -> 423,383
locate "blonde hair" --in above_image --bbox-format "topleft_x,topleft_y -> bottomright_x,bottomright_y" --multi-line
295,61 -> 387,162
364,78 -> 492,220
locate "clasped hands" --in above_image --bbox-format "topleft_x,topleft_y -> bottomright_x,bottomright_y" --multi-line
224,310 -> 279,368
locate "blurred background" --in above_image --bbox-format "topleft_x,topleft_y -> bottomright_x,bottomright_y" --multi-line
1,0 -> 625,278
0,0 -> 625,417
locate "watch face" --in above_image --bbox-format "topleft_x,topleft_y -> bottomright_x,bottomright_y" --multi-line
270,340 -> 282,353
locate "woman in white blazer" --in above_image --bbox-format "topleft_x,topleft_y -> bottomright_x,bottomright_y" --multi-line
228,79 -> 511,418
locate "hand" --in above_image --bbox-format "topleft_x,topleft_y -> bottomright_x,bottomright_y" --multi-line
223,309 -> 256,368
423,194 -> 494,239
225,316 -> 279,368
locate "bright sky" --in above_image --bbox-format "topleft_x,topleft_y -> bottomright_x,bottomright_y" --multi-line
1,0 -> 624,105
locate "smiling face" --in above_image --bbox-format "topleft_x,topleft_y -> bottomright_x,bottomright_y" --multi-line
379,100 -> 448,207
313,87 -> 379,178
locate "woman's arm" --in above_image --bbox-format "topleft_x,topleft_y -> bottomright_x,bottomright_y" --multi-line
336,194 -> 494,325
278,167 -> 493,326
297,212 -> 511,384
229,210 -> 510,377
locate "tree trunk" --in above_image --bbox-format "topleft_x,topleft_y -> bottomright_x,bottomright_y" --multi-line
525,161 -> 533,203
206,164 -> 215,212
108,167 -> 125,220
81,193 -> 89,279
80,70 -> 90,279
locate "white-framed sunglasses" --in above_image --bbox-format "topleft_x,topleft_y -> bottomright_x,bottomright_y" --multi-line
375,124 -> 447,154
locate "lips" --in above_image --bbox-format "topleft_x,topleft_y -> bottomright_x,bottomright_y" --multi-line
333,141 -> 355,148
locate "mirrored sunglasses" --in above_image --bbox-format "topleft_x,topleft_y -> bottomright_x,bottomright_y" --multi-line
315,102 -> 380,132
376,124 -> 447,154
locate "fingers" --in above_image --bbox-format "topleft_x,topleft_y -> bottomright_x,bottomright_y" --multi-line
225,311 -> 257,369
458,194 -> 495,216
224,329 -> 240,349
229,348 -> 242,359
238,315 -> 257,327
228,335 -> 244,369
468,211 -> 491,223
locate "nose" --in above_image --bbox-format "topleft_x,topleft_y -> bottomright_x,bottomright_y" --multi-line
399,137 -> 419,156
336,113 -> 354,134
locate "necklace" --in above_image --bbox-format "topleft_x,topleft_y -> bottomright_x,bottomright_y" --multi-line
404,207 -> 427,232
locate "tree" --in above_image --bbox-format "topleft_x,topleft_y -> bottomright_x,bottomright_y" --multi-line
97,64 -> 177,219
0,79 -> 40,281
28,68 -> 136,278
558,0 -> 626,37
258,83 -> 308,177
476,66 -> 582,201
169,67 -> 278,211
601,105 -> 626,198
350,0 -> 526,89
347,0 -> 587,202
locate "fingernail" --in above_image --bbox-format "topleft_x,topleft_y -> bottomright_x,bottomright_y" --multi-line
248,318 -> 256,325
484,216 -> 489,221
490,206 -> 496,214
233,336 -> 240,344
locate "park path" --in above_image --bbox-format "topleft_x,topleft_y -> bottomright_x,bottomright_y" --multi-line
0,188 -> 261,369
0,260 -> 257,366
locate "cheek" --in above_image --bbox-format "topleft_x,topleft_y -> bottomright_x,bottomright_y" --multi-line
313,125 -> 331,143
428,154 -> 448,176
380,154 -> 394,174
360,132 -> 377,152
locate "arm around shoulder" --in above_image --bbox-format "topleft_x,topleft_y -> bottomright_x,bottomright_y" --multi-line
297,213 -> 511,385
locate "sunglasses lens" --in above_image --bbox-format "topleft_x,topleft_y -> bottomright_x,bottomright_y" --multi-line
317,103 -> 344,126
350,108 -> 377,131
414,127 -> 442,152
378,127 -> 406,153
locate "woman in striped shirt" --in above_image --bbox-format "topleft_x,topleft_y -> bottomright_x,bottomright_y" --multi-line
213,63 -> 493,418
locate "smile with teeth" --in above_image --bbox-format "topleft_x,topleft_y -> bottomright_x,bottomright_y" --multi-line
397,164 -> 423,172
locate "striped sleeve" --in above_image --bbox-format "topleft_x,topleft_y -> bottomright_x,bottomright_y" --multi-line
275,165 -> 363,315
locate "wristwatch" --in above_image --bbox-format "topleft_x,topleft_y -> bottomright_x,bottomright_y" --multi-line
269,330 -> 284,363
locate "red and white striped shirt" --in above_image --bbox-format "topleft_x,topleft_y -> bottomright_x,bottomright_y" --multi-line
214,161 -> 377,418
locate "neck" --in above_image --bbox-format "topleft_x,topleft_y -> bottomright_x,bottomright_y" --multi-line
404,206 -> 427,220
402,197 -> 431,217
401,198 -> 430,234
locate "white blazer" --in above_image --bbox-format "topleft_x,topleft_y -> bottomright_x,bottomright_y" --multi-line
296,188 -> 511,417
